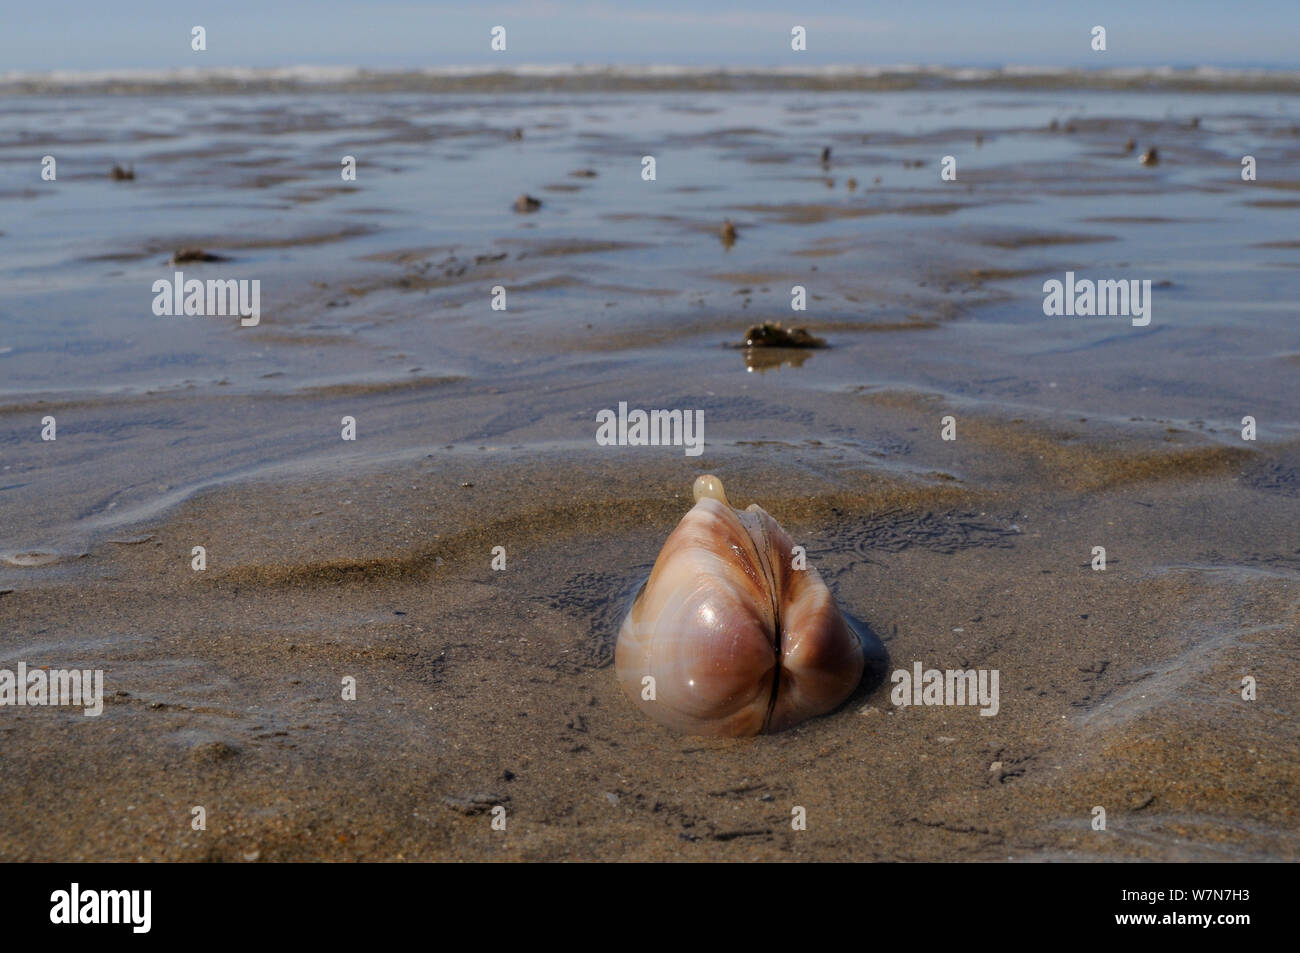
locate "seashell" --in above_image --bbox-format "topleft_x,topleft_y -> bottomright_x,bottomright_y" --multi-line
615,475 -> 866,736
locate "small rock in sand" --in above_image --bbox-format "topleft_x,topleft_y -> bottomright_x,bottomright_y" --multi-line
513,194 -> 542,213
110,164 -> 135,181
191,740 -> 240,764
442,793 -> 510,815
170,248 -> 230,264
1139,147 -> 1159,166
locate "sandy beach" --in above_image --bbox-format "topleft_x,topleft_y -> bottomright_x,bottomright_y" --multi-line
1,70 -> 1297,861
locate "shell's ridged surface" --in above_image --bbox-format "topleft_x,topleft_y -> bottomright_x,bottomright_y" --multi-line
614,489 -> 865,736
746,504 -> 865,733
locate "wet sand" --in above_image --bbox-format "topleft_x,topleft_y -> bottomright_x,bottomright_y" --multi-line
1,81 -> 1298,861
2,409 -> 1296,861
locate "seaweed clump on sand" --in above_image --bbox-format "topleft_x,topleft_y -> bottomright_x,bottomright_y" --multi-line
720,218 -> 737,247
742,321 -> 827,349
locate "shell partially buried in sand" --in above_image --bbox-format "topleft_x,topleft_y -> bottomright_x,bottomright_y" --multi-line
614,475 -> 866,736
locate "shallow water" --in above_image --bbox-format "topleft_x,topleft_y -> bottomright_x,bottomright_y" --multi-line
2,86 -> 1298,552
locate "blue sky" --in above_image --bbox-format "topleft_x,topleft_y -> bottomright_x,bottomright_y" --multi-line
6,1 -> 1299,72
